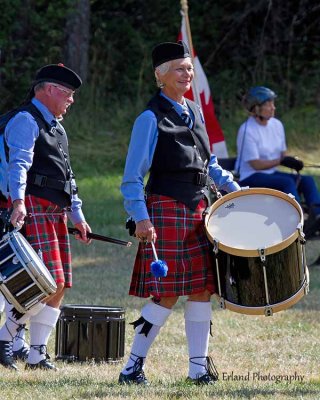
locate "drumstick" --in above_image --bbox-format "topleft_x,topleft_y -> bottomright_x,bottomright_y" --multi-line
68,228 -> 132,247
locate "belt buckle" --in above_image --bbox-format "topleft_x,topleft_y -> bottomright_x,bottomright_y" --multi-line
196,172 -> 207,186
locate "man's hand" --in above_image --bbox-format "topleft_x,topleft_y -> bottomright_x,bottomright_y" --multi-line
10,199 -> 26,229
73,221 -> 92,244
135,219 -> 157,243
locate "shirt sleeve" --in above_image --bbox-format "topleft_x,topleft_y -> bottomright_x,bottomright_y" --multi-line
208,154 -> 241,192
5,111 -> 39,201
120,110 -> 158,222
67,178 -> 85,224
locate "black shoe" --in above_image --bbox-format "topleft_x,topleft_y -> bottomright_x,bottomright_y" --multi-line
118,354 -> 149,385
186,372 -> 218,385
0,340 -> 18,370
25,345 -> 58,371
119,370 -> 149,385
25,358 -> 58,371
13,344 -> 30,361
186,356 -> 219,385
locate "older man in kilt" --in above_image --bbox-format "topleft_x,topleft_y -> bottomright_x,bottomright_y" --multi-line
0,64 -> 91,371
119,41 -> 240,385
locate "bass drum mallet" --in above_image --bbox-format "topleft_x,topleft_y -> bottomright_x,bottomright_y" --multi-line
150,241 -> 168,279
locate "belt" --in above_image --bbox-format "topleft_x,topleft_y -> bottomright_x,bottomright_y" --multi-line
27,174 -> 75,195
153,171 -> 208,186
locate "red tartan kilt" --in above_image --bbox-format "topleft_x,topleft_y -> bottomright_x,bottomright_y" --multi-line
10,195 -> 72,287
129,194 -> 216,299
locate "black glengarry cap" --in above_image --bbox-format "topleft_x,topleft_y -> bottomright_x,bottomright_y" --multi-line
152,41 -> 191,69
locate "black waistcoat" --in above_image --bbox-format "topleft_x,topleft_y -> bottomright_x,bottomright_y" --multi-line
145,92 -> 211,210
19,103 -> 72,207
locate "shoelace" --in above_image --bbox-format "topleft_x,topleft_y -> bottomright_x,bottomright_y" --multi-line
2,341 -> 14,357
14,324 -> 29,347
31,344 -> 50,359
190,356 -> 219,381
126,352 -> 145,374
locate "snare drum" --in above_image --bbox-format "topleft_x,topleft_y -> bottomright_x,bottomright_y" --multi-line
55,305 -> 125,362
205,188 -> 309,316
0,230 -> 57,313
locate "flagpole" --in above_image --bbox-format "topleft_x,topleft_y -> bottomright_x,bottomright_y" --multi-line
180,0 -> 202,107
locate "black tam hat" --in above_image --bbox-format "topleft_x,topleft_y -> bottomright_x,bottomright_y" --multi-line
34,63 -> 82,89
25,63 -> 82,102
152,41 -> 191,69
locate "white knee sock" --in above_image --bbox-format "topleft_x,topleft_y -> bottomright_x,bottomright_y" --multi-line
0,294 -> 5,313
121,302 -> 172,375
12,325 -> 28,351
184,301 -> 212,379
27,305 -> 60,364
0,300 -> 45,342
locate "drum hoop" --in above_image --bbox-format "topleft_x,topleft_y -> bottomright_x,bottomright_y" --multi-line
216,266 -> 309,316
205,187 -> 303,257
7,231 -> 57,289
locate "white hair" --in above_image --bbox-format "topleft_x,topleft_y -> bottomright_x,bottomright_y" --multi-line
154,61 -> 171,88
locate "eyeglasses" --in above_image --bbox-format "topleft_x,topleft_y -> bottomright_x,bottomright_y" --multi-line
51,84 -> 75,98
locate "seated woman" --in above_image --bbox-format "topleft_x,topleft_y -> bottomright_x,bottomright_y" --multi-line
236,86 -> 320,238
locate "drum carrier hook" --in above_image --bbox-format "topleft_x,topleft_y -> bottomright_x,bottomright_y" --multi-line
258,248 -> 273,317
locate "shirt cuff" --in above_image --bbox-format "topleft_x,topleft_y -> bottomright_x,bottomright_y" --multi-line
222,181 -> 241,193
67,208 -> 85,225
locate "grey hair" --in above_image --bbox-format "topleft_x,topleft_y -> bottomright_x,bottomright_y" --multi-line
154,61 -> 171,88
34,81 -> 48,93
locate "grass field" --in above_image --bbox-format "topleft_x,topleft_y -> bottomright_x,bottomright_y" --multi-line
1,103 -> 320,399
1,170 -> 320,400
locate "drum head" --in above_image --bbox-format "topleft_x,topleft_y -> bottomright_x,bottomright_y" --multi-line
206,188 -> 303,257
11,231 -> 57,290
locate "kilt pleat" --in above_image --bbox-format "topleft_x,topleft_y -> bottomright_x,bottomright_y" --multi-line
129,194 -> 216,299
23,195 -> 72,287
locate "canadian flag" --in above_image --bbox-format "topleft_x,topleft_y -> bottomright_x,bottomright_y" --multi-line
179,16 -> 229,157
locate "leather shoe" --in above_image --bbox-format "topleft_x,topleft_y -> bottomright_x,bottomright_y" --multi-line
13,344 -> 30,361
0,340 -> 18,370
186,372 -> 218,385
119,370 -> 149,385
186,356 -> 219,385
25,358 -> 58,371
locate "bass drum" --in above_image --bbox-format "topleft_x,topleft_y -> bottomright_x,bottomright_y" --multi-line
205,188 -> 309,316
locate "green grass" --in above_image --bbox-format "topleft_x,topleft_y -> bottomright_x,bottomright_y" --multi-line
1,103 -> 320,399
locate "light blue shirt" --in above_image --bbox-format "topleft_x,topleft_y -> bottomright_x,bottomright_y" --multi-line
121,92 -> 240,222
4,98 -> 85,224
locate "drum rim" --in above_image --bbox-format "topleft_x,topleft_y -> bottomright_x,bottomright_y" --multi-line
205,187 -> 304,257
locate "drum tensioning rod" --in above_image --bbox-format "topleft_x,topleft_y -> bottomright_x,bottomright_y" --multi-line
213,240 -> 223,300
259,248 -> 273,317
68,228 -> 132,247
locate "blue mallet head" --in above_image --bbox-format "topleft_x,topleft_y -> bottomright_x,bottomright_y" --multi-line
150,259 -> 168,278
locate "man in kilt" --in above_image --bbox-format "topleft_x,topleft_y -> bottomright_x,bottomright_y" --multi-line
119,41 -> 241,385
0,64 -> 91,371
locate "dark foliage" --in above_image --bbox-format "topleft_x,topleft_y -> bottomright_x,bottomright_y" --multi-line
1,0 -> 320,114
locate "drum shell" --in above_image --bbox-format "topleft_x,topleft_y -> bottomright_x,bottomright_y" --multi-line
0,231 -> 57,312
216,239 -> 305,307
55,305 -> 125,362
